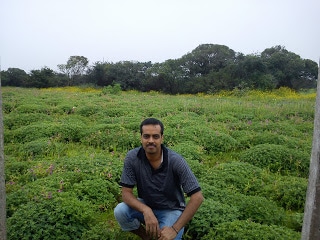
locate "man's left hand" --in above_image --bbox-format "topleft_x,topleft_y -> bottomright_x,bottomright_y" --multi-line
158,226 -> 177,240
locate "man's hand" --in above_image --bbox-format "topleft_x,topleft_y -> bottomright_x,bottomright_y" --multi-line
158,226 -> 177,240
143,208 -> 160,239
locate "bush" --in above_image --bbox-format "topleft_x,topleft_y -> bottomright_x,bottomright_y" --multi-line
6,117 -> 88,143
201,183 -> 285,225
54,116 -> 88,142
200,162 -> 265,194
81,218 -> 139,240
184,199 -> 240,239
76,104 -> 104,117
81,124 -> 141,151
4,113 -> 52,130
259,175 -> 307,211
202,220 -> 300,240
232,194 -> 285,225
6,171 -> 90,217
198,130 -> 239,154
182,125 -> 239,154
18,138 -> 67,158
5,122 -> 57,143
7,193 -> 96,240
239,144 -> 309,177
15,103 -> 51,114
232,130 -> 304,149
101,84 -> 122,95
170,141 -> 205,163
73,178 -> 119,211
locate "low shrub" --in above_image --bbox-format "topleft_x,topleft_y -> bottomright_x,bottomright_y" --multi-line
200,162 -> 265,194
4,113 -> 52,130
6,171 -> 91,217
7,193 -> 96,240
202,220 -> 300,240
54,116 -> 88,142
232,130 -> 304,149
239,144 -> 309,177
54,154 -> 124,183
5,157 -> 31,180
18,138 -> 67,158
198,130 -> 239,154
76,104 -> 104,117
5,122 -> 57,143
169,141 -> 205,162
15,103 -> 51,114
233,194 -> 285,225
81,216 -> 139,240
201,183 -> 285,226
73,178 -> 119,211
182,125 -> 239,154
6,117 -> 88,144
259,175 -> 307,211
184,199 -> 240,239
101,84 -> 122,95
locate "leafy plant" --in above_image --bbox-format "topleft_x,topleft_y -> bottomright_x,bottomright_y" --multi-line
184,199 -> 240,239
7,193 -> 96,240
203,220 -> 300,240
239,144 -> 309,177
101,84 -> 122,95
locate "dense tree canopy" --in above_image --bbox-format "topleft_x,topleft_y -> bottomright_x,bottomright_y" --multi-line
57,56 -> 89,86
1,44 -> 318,93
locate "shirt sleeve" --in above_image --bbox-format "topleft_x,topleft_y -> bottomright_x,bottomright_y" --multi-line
119,152 -> 137,188
174,156 -> 201,196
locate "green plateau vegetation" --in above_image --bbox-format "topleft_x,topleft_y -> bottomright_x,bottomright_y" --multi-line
3,86 -> 316,239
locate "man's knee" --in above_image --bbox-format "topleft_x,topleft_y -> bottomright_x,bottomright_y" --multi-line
114,202 -> 142,231
114,202 -> 128,221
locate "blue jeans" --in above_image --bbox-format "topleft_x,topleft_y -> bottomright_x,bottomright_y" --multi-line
114,200 -> 184,240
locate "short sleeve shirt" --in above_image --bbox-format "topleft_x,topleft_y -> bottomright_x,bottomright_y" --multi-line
119,145 -> 201,210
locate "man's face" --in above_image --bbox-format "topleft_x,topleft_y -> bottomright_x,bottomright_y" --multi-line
140,124 -> 163,155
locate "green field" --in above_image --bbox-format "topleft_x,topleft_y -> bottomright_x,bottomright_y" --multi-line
3,86 -> 316,239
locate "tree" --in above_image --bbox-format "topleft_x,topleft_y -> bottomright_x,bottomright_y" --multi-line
87,62 -> 110,86
180,44 -> 236,77
1,68 -> 29,87
261,46 -> 316,90
58,56 -> 89,86
27,67 -> 55,88
233,55 -> 276,90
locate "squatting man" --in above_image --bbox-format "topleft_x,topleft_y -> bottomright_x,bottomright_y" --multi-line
114,118 -> 204,240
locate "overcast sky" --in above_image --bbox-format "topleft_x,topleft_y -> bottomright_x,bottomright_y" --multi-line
1,0 -> 319,72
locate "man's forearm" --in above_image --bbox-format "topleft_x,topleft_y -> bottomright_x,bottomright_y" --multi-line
172,191 -> 204,231
122,189 -> 151,214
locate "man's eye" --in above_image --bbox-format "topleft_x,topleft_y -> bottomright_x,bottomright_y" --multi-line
153,135 -> 160,139
143,135 -> 149,139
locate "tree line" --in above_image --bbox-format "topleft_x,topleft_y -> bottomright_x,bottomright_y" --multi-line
1,44 -> 318,94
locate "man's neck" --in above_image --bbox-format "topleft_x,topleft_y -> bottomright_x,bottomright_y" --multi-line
146,151 -> 162,162
146,151 -> 163,169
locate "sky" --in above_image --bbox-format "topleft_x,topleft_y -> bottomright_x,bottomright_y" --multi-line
1,0 -> 319,72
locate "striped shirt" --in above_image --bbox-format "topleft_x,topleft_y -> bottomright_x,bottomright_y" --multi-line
119,145 -> 201,210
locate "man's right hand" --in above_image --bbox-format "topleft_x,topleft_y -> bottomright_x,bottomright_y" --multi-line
143,208 -> 160,239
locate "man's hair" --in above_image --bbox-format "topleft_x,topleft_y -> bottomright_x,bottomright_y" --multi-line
140,118 -> 164,135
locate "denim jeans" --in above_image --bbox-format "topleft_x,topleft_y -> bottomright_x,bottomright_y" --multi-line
114,200 -> 184,239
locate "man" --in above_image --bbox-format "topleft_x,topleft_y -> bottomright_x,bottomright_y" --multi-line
114,118 -> 204,240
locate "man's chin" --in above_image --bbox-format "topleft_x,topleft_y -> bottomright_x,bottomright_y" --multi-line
146,149 -> 156,154
145,147 -> 157,153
